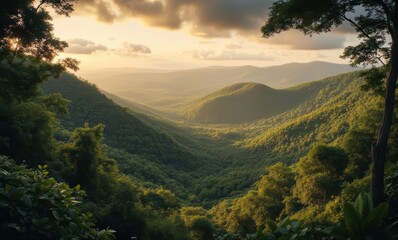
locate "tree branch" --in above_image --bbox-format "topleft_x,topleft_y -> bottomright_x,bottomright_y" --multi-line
341,14 -> 373,39
35,0 -> 46,12
373,0 -> 395,37
341,14 -> 386,65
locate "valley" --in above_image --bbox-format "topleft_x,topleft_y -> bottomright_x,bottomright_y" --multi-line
3,2 -> 398,239
42,65 -> 375,205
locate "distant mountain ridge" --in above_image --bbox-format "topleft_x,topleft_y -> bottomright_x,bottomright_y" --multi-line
79,61 -> 360,111
183,82 -> 315,123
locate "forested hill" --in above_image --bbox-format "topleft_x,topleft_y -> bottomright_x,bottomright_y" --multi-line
242,71 -> 376,163
182,82 -> 320,123
42,73 -> 202,170
42,70 -> 377,204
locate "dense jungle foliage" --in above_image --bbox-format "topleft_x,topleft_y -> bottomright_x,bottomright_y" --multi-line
1,0 -> 398,239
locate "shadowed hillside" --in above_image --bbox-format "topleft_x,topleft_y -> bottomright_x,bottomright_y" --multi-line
42,74 -> 202,170
183,82 -> 317,123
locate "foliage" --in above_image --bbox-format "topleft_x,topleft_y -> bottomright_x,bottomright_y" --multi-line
181,207 -> 215,240
262,217 -> 326,240
0,0 -> 78,102
0,156 -> 114,240
0,100 -> 59,166
141,188 -> 180,210
261,0 -> 398,207
294,144 -> 348,205
61,124 -> 105,189
210,163 -> 294,234
326,192 -> 398,240
43,70 -> 377,205
183,82 -> 315,124
0,0 -> 77,166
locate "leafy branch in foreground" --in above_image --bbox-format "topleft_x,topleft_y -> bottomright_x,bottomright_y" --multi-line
0,156 -> 115,239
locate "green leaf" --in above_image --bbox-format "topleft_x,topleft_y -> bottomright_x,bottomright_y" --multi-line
354,192 -> 373,218
267,220 -> 278,232
325,225 -> 351,240
365,203 -> 388,230
5,184 -> 11,193
354,192 -> 364,216
16,207 -> 27,216
363,192 -> 373,218
69,222 -> 79,233
5,223 -> 21,232
10,187 -> 25,200
21,195 -> 32,208
344,203 -> 365,234
52,210 -> 61,220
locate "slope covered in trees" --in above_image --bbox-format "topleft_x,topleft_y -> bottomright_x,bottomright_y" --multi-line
4,0 -> 397,239
42,69 -> 380,205
183,82 -> 319,123
43,74 -> 201,170
42,73 -> 226,199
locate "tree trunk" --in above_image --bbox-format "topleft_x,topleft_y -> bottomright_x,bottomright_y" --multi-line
371,39 -> 398,206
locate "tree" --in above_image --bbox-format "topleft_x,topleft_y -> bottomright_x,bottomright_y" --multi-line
257,163 -> 295,221
262,0 -> 398,205
180,207 -> 215,240
61,124 -> 105,189
0,0 -> 78,100
0,0 -> 78,165
294,144 -> 348,205
0,156 -> 114,239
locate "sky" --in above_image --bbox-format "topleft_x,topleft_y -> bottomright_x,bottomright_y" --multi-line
52,0 -> 359,71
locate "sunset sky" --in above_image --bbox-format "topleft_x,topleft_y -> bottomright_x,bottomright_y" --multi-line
52,0 -> 359,71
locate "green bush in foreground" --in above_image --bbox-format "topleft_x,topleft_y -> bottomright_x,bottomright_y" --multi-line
0,156 -> 114,240
326,192 -> 398,240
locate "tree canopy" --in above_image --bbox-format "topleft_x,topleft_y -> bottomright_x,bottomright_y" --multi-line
262,0 -> 398,206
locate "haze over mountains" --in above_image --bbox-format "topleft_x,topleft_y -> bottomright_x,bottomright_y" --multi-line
79,61 -> 360,112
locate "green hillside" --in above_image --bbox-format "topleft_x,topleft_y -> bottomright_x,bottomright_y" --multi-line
183,82 -> 320,123
42,70 -> 377,205
43,75 -> 191,166
185,71 -> 378,202
242,72 -> 376,162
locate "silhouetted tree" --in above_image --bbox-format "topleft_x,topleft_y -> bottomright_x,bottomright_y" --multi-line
0,0 -> 78,165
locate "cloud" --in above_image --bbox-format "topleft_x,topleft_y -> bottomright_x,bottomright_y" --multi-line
65,38 -> 107,54
188,50 -> 273,61
75,0 -> 349,50
76,0 -> 271,33
114,42 -> 152,55
225,43 -> 243,49
264,31 -> 346,50
65,39 -> 151,56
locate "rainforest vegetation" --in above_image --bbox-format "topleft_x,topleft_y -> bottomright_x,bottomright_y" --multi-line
1,0 -> 398,240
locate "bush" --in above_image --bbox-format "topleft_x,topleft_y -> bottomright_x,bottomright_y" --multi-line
0,156 -> 114,240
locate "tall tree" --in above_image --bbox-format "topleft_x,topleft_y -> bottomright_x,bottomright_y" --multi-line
62,124 -> 105,189
262,0 -> 398,205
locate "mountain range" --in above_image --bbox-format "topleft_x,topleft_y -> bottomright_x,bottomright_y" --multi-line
41,62 -> 376,204
79,61 -> 360,112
